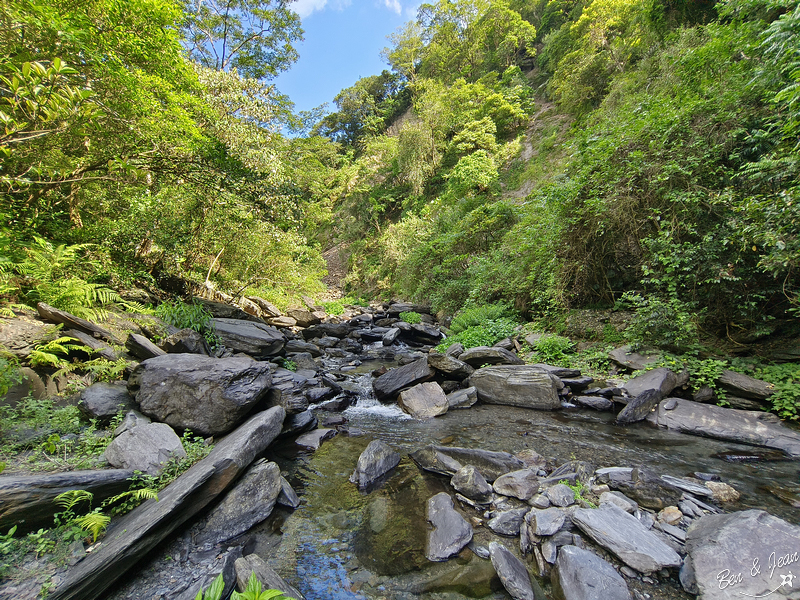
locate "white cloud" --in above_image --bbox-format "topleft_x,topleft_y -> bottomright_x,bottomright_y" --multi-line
383,0 -> 402,14
292,0 -> 328,18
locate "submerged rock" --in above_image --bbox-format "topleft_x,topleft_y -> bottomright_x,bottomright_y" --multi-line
410,445 -> 525,481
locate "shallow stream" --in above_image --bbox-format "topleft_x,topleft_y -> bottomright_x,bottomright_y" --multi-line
253,365 -> 800,600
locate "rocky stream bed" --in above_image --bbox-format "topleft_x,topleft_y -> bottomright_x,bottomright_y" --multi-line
2,298 -> 800,600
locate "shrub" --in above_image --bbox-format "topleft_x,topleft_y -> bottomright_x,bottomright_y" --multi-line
399,311 -> 422,324
155,300 -> 218,347
450,302 -> 514,334
530,335 -> 575,365
436,317 -> 518,351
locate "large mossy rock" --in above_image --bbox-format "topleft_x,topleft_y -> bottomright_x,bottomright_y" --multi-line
468,366 -> 560,410
128,354 -> 272,436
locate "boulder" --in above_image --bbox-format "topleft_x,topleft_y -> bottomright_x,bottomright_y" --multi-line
532,364 -> 581,378
247,296 -> 282,318
410,445 -> 525,482
552,545 -> 632,600
286,308 -> 321,328
451,465 -> 493,503
426,492 -> 473,561
295,428 -> 337,450
349,440 -> 401,491
427,352 -> 475,379
489,542 -> 537,600
488,507 -> 530,536
545,484 -> 575,507
161,328 -> 210,355
196,460 -> 282,545
623,368 -> 680,398
193,297 -> 258,321
277,476 -> 301,508
129,354 -> 272,437
301,323 -> 350,340
234,555 -> 305,600
284,339 -> 322,357
686,510 -> 800,600
717,370 -> 773,400
527,508 -> 566,537
459,346 -> 524,367
615,389 -> 663,424
608,345 -> 660,371
104,421 -> 186,475
560,376 -> 594,393
571,503 -> 682,573
0,313 -> 56,360
573,395 -> 613,411
493,468 -> 540,501
49,407 -> 285,600
646,398 -> 800,457
373,358 -> 434,401
211,318 -> 285,356
469,366 -> 560,410
268,316 -> 297,328
382,327 -> 401,346
388,302 -> 431,315
79,382 -> 136,423
126,333 -> 166,360
0,469 -> 134,534
398,382 -> 449,419
447,386 -> 478,409
609,466 -> 682,510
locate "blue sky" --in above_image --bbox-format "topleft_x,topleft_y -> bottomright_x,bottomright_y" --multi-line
274,0 -> 421,114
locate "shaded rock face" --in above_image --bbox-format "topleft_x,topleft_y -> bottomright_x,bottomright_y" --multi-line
571,503 -> 682,573
447,386 -> 478,409
426,492 -> 473,561
623,367 -> 680,398
647,398 -> 800,457
211,318 -> 286,355
350,440 -> 401,491
398,381 -> 449,419
717,370 -> 773,400
468,366 -> 560,410
686,510 -> 800,600
427,352 -> 475,379
373,358 -> 434,401
128,354 -> 272,436
79,382 -> 136,423
104,421 -> 186,475
161,328 -> 210,355
195,460 -> 282,545
451,465 -> 493,503
616,389 -> 663,424
552,545 -> 632,600
459,346 -> 524,367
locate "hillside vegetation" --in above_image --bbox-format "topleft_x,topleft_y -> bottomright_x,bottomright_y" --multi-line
1,0 -> 799,350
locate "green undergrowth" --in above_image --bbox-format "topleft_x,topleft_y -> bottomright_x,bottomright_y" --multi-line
435,317 -> 519,352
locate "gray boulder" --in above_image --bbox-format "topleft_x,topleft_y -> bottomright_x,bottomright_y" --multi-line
623,367 -> 680,398
572,503 -> 682,573
489,542 -> 537,600
427,492 -> 473,561
128,354 -> 272,436
398,381 -> 449,419
459,346 -> 524,367
686,510 -> 800,600
79,382 -> 136,423
286,308 -> 321,328
410,445 -> 525,481
196,459 -> 282,545
573,395 -> 613,411
125,333 -> 166,360
493,468 -> 540,501
616,389 -> 663,424
373,358 -> 434,401
349,440 -> 401,490
284,339 -> 322,356
161,328 -> 210,355
526,508 -> 566,536
451,465 -> 493,503
488,507 -> 530,536
295,428 -> 336,450
468,366 -> 560,410
382,327 -> 401,346
608,345 -> 660,371
301,322 -> 350,339
104,422 -> 186,475
717,370 -> 773,400
545,484 -> 575,507
427,352 -> 475,379
211,318 -> 285,355
552,545 -> 632,600
447,386 -> 478,409
647,398 -> 800,457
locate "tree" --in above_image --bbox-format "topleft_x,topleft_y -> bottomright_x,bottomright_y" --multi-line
182,0 -> 303,80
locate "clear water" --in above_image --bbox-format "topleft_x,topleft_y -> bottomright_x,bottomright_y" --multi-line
258,369 -> 800,600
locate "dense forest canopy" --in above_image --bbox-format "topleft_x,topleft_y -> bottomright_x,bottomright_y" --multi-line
1,0 -> 799,351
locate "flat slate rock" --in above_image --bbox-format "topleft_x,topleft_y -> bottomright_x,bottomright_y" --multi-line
717,370 -> 773,400
451,465 -> 493,503
427,352 -> 475,379
398,381 -> 449,419
686,509 -> 800,600
489,542 -> 538,600
646,398 -> 800,457
571,503 -> 682,574
492,468 -> 540,501
426,492 -> 473,561
623,367 -> 680,398
373,358 -> 434,401
211,318 -> 285,355
447,386 -> 478,409
459,346 -> 524,367
410,445 -> 525,482
488,507 -> 530,537
616,389 -> 663,424
234,554 -> 305,600
295,428 -> 337,450
552,545 -> 632,600
468,366 -> 560,410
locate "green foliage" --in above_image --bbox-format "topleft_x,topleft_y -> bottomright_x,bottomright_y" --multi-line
560,479 -> 597,508
750,363 -> 800,420
399,311 -> 422,324
620,293 -> 700,352
156,301 -> 218,348
530,334 -> 575,364
282,359 -> 297,372
436,317 -> 519,351
450,302 -> 515,334
0,353 -> 22,397
196,573 -> 295,600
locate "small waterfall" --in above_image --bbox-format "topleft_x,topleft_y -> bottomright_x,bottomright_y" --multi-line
343,372 -> 411,420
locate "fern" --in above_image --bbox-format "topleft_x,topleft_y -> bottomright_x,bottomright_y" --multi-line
54,490 -> 94,512
102,488 -> 158,508
197,573 -> 295,600
28,336 -> 93,369
75,509 -> 110,542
